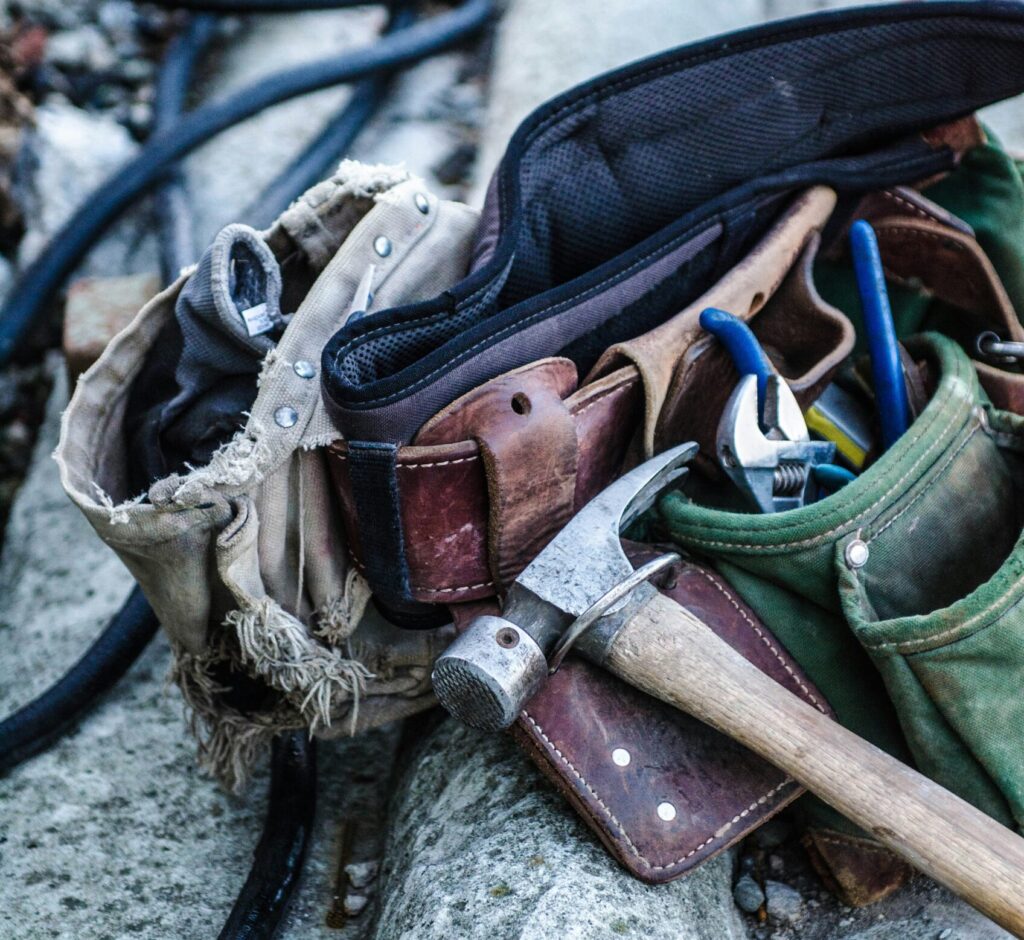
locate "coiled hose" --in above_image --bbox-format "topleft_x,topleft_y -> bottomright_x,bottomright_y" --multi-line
0,0 -> 495,366
0,2 -> 496,935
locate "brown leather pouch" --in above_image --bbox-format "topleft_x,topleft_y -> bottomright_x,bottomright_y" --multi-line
326,186 -> 844,600
452,545 -> 831,884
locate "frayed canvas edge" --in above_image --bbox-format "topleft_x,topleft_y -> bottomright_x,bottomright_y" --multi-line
226,595 -> 375,737
174,421 -> 274,500
90,482 -> 145,525
314,568 -> 372,646
331,159 -> 410,200
170,643 -> 304,793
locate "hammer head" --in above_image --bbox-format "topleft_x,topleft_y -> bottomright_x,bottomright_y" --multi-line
432,442 -> 697,730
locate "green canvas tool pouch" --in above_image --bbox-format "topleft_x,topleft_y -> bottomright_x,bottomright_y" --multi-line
660,332 -> 1024,833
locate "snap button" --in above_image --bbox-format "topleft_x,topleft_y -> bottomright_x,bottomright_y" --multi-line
373,236 -> 392,258
611,748 -> 631,767
845,539 -> 869,569
657,802 -> 677,822
414,192 -> 430,214
274,405 -> 298,428
293,360 -> 316,379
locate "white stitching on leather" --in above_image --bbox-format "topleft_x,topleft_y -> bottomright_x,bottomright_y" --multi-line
694,568 -> 827,714
347,553 -> 494,595
397,455 -> 480,470
419,580 -> 495,595
878,190 -> 936,222
331,451 -> 481,469
521,711 -> 794,872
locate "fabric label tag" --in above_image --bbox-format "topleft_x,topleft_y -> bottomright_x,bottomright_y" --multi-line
241,302 -> 274,337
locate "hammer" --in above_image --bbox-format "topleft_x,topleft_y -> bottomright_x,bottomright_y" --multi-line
432,444 -> 1024,936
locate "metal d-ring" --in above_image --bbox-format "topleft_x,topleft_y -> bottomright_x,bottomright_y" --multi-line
547,552 -> 681,674
976,331 -> 1024,365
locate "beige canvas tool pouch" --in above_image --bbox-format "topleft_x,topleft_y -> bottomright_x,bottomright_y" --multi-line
56,164 -> 478,787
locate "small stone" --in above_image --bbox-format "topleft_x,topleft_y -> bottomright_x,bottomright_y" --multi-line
125,101 -> 153,136
62,271 -> 161,382
15,100 -> 158,275
768,853 -> 784,875
118,58 -> 155,85
343,893 -> 369,917
764,881 -> 803,924
97,0 -> 138,41
937,930 -> 952,940
5,420 -> 31,449
732,874 -> 764,914
344,860 -> 379,889
45,26 -> 116,72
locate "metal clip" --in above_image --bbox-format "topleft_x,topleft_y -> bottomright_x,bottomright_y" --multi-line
976,330 -> 1024,365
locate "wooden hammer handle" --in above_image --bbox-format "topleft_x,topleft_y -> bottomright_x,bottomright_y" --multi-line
605,592 -> 1024,937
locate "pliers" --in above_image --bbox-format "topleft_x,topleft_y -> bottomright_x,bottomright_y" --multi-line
850,219 -> 911,452
701,308 -> 837,513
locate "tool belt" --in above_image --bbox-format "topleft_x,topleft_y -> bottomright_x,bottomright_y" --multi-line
56,0 -> 1024,910
56,165 -> 479,788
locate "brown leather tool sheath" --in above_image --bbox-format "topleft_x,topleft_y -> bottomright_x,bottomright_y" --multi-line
453,545 -> 831,884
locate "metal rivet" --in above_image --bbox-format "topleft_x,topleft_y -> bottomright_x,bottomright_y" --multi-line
845,539 -> 870,569
495,627 -> 520,649
274,405 -> 298,429
293,360 -> 316,380
414,192 -> 430,214
611,748 -> 631,767
373,236 -> 392,258
657,802 -> 677,822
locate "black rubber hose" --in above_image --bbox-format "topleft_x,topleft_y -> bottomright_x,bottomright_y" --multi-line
244,4 -> 416,228
154,13 -> 220,281
0,586 -> 159,774
0,0 -> 495,368
218,732 -> 318,940
0,8 -> 222,779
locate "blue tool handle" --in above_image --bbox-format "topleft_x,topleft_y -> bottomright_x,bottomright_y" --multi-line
699,308 -> 773,409
850,220 -> 911,451
813,463 -> 856,492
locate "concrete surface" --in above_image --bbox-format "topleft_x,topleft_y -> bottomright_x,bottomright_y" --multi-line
3,1 -> 1024,939
187,10 -> 484,250
372,718 -> 746,940
0,363 -> 404,940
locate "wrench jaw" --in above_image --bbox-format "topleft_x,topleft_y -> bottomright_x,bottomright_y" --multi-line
717,375 -> 836,513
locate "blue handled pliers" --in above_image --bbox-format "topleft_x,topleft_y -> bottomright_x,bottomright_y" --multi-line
850,219 -> 911,452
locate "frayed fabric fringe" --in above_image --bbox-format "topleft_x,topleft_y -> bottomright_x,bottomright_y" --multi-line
227,597 -> 374,735
314,568 -> 372,646
177,422 -> 274,499
171,645 -> 303,792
